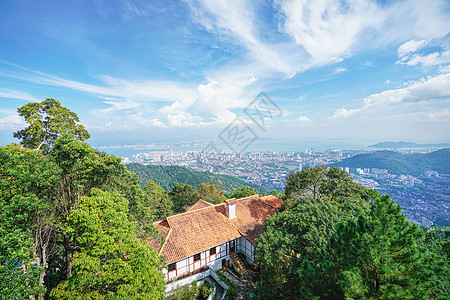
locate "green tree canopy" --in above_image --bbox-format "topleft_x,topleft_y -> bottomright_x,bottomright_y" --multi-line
0,144 -> 60,300
255,166 -> 448,299
2,100 -> 164,298
284,166 -> 365,206
193,182 -> 226,204
299,196 -> 449,299
144,180 -> 174,220
14,98 -> 90,152
255,197 -> 368,299
169,183 -> 195,213
230,186 -> 258,199
51,189 -> 165,299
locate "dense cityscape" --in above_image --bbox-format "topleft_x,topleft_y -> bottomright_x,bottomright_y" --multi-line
123,148 -> 449,227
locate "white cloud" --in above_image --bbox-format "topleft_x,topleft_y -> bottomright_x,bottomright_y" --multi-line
279,0 -> 383,66
363,72 -> 450,106
438,64 -> 450,73
188,0 -> 450,79
148,119 -> 166,128
167,112 -> 205,127
329,108 -> 360,120
0,114 -> 25,129
397,39 -> 430,57
333,67 -> 346,74
298,115 -> 312,124
187,0 -> 297,76
0,88 -> 39,102
399,50 -> 450,67
416,109 -> 450,122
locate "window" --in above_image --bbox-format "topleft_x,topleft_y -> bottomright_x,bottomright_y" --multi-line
210,247 -> 216,255
194,253 -> 200,262
168,263 -> 176,272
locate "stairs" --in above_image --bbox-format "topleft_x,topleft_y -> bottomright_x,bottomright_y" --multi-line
229,252 -> 248,275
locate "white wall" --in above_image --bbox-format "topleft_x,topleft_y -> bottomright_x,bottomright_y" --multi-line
237,236 -> 255,263
166,241 -> 230,281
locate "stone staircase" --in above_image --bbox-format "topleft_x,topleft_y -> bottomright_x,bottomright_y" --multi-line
229,252 -> 248,275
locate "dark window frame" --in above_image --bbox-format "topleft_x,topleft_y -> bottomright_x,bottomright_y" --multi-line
168,262 -> 176,272
210,247 -> 216,255
194,253 -> 201,262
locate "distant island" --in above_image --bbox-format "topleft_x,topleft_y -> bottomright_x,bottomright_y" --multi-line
369,141 -> 450,148
333,148 -> 450,175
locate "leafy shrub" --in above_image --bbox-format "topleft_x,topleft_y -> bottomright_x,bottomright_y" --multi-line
216,270 -> 237,300
198,280 -> 214,299
166,281 -> 199,300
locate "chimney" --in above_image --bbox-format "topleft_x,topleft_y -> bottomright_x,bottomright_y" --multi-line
225,199 -> 237,219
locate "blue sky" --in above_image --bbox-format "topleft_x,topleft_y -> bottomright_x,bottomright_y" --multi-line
1,0 -> 449,150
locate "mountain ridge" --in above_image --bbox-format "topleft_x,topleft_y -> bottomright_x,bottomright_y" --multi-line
333,148 -> 450,175
369,141 -> 450,148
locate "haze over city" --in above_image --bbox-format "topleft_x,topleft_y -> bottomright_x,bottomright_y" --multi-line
1,0 -> 450,150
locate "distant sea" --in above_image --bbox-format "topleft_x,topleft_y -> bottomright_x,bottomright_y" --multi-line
94,138 -> 369,159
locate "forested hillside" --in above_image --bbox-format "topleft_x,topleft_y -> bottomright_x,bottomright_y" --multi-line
126,163 -> 270,194
333,148 -> 450,175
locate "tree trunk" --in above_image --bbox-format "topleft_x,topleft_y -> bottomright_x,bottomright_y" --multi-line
38,246 -> 47,300
63,234 -> 73,279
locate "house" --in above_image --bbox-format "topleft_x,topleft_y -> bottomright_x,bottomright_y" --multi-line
149,194 -> 283,282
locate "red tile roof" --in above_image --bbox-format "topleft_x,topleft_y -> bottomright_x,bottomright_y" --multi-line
151,195 -> 282,264
186,199 -> 213,212
261,195 -> 284,209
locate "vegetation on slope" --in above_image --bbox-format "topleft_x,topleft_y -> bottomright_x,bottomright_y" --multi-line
254,166 -> 449,299
333,148 -> 450,175
0,99 -> 165,300
126,163 -> 270,194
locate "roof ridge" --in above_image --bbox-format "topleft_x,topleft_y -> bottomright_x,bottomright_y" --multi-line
158,227 -> 172,255
167,201 -> 225,220
197,199 -> 213,205
236,194 -> 260,201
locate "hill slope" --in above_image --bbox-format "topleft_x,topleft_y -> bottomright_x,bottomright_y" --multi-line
126,164 -> 271,193
333,148 -> 450,175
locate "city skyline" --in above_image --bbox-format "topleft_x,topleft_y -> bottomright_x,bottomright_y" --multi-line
1,0 -> 450,148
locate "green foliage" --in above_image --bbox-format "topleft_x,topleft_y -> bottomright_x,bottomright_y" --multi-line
299,196 -> 449,299
51,189 -> 165,299
256,166 -> 449,299
166,281 -> 199,300
1,100 -> 166,298
255,199 -> 367,299
284,166 -> 365,205
166,280 -> 213,300
0,144 -> 59,299
14,98 -> 90,152
230,186 -> 258,199
144,180 -> 174,220
169,183 -> 195,213
198,280 -> 214,299
216,270 -> 236,300
0,261 -> 44,300
194,182 -> 226,204
126,163 -> 270,193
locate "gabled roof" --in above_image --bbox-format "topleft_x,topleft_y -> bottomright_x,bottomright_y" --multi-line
186,199 -> 213,212
261,195 -> 284,209
151,195 -> 282,264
